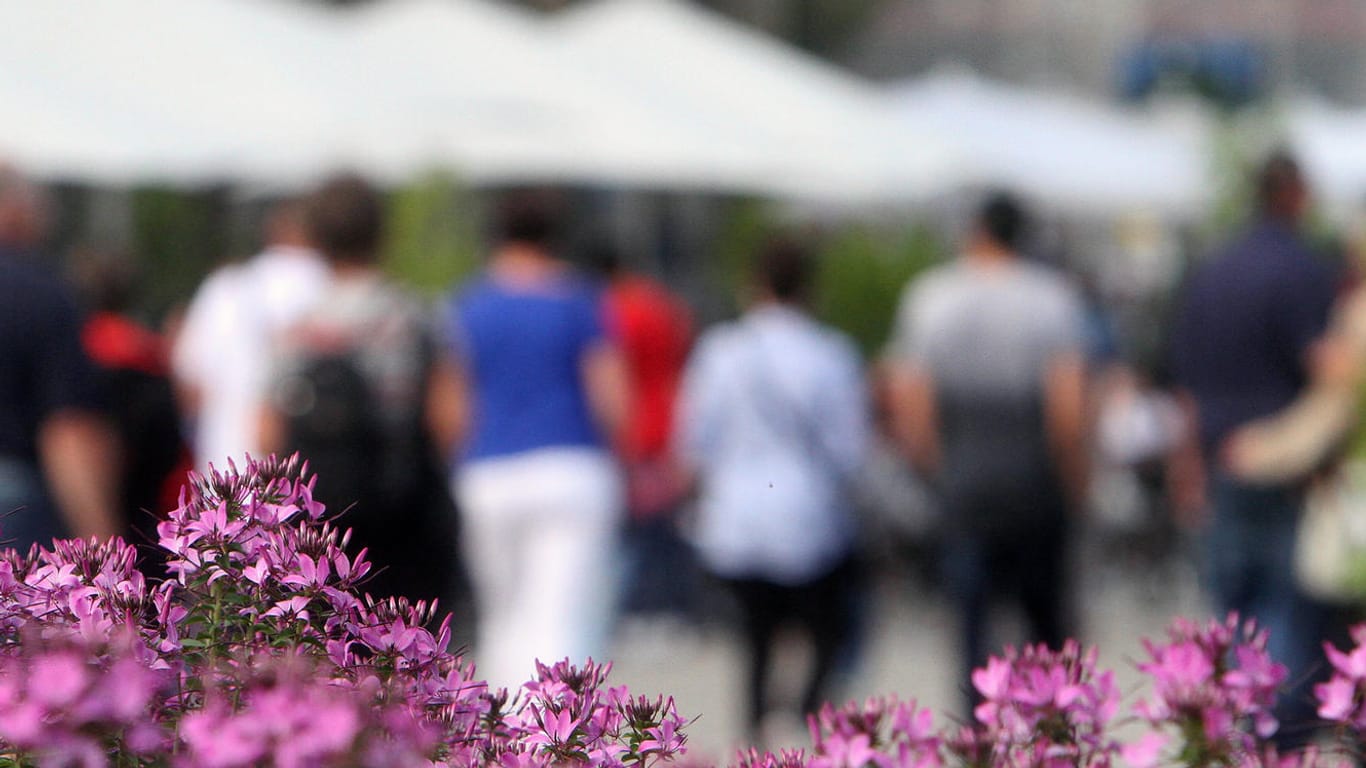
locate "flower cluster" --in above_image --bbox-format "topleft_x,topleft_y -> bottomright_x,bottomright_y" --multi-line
18,455 -> 1366,768
177,649 -> 440,768
0,455 -> 690,768
947,641 -> 1119,768
1126,614 -> 1287,768
725,616 -> 1366,768
481,658 -> 689,768
1315,624 -> 1366,731
0,629 -> 169,766
807,697 -> 940,768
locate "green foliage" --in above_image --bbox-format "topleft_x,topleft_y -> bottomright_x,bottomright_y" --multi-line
710,197 -> 947,358
130,186 -> 226,317
813,222 -> 944,358
709,196 -> 774,316
382,173 -> 480,296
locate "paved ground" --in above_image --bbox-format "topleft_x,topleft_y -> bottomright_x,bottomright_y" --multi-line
601,543 -> 1208,763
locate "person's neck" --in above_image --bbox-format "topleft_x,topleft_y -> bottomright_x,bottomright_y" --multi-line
263,240 -> 314,256
964,241 -> 1015,268
1259,210 -> 1301,230
331,261 -> 378,281
490,243 -> 563,285
750,294 -> 803,314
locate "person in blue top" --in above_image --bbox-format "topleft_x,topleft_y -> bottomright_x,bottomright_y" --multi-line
441,189 -> 628,690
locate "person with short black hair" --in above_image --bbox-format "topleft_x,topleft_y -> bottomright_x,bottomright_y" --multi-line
1169,150 -> 1339,747
978,191 -> 1027,251
258,173 -> 463,606
888,191 -> 1089,715
585,238 -> 696,621
677,237 -> 869,740
493,187 -> 564,249
304,173 -> 384,265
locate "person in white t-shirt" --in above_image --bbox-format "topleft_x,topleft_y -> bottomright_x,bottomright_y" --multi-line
172,202 -> 329,471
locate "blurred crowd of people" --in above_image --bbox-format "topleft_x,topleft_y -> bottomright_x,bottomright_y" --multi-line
0,148 -> 1360,748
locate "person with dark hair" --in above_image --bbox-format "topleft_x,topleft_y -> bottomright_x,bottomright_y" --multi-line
676,238 -> 869,742
304,173 -> 385,264
586,239 -> 696,621
441,187 -> 629,690
494,187 -> 564,247
259,173 -> 463,605
172,197 -> 328,470
978,191 -> 1027,250
0,164 -> 119,550
888,192 -> 1088,714
1169,150 -> 1339,747
69,246 -> 190,570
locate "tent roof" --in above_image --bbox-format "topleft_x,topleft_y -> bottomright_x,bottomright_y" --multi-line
886,68 -> 1211,216
551,0 -> 967,203
1288,99 -> 1366,216
0,0 -> 364,185
1,0 -> 977,202
342,0 -> 772,190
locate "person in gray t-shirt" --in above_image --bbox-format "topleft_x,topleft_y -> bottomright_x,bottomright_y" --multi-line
888,192 -> 1088,714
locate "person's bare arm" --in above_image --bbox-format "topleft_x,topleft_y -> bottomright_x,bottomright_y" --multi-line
1166,390 -> 1207,530
582,341 -> 631,450
888,362 -> 941,476
256,402 -> 285,460
1043,351 -> 1089,514
37,410 -> 120,540
425,357 -> 468,464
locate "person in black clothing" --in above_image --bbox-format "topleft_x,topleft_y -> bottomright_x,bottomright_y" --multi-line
260,174 -> 465,605
69,245 -> 189,572
0,165 -> 119,551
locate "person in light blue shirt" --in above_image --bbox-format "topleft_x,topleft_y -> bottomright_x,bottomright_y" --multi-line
441,189 -> 629,691
676,239 -> 869,739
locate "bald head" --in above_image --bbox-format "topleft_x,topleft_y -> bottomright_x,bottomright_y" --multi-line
0,164 -> 49,249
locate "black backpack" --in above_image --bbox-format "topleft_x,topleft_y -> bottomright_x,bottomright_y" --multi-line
280,351 -> 386,519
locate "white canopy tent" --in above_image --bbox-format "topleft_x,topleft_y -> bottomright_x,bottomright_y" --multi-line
5,0 -> 948,199
548,0 -> 968,204
0,0 -> 775,191
0,0 -> 362,186
885,68 -> 1212,217
1288,100 -> 1366,220
340,0 -> 773,191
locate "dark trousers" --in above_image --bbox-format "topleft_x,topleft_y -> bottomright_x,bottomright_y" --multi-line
0,458 -> 63,554
619,513 -> 699,617
941,520 -> 1070,715
722,556 -> 857,736
1203,474 -> 1320,749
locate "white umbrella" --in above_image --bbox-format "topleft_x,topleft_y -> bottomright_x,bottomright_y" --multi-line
0,0 -> 376,186
342,0 -> 774,190
886,68 -> 1211,216
1288,99 -> 1366,218
550,0 -> 966,203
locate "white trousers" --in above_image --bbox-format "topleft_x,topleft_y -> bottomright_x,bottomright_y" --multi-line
455,447 -> 621,691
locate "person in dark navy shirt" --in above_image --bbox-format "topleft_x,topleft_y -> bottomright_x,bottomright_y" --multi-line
1169,150 -> 1339,748
0,165 -> 118,552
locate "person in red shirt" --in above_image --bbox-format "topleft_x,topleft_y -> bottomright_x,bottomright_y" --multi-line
589,242 -> 696,619
68,246 -> 190,571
